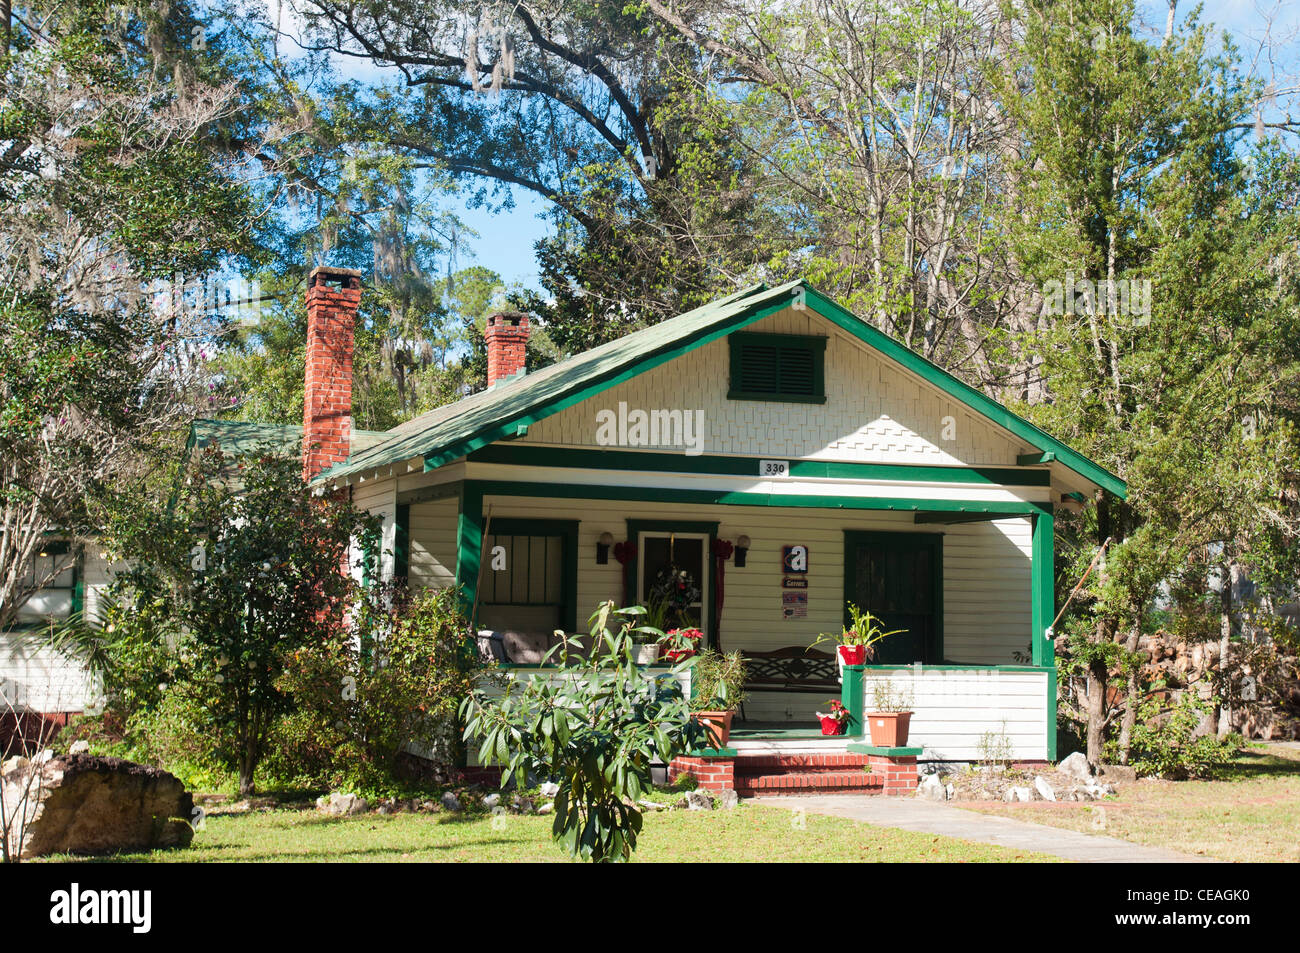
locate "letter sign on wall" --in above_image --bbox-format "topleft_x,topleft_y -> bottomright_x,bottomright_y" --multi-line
782,544 -> 808,574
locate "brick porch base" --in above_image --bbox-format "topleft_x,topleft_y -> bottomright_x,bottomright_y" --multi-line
670,748 -> 919,796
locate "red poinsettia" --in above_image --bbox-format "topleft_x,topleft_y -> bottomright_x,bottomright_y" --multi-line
660,626 -> 704,663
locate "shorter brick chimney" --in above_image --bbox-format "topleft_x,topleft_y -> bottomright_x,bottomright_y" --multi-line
303,266 -> 361,480
484,311 -> 530,387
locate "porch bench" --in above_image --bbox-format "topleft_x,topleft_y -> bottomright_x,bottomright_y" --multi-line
741,646 -> 840,694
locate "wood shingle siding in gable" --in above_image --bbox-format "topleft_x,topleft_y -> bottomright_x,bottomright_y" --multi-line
517,307 -> 1022,467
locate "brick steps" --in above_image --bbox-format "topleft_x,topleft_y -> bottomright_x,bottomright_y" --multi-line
735,771 -> 882,795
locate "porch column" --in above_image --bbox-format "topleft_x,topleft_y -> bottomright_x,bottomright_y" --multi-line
1030,506 -> 1055,667
457,481 -> 485,623
841,664 -> 864,738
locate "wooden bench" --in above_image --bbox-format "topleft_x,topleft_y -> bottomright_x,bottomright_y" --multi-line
742,646 -> 840,694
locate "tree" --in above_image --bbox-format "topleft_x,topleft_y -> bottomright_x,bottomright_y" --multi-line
461,602 -> 705,862
994,0 -> 1300,761
109,448 -> 379,795
0,0 -> 257,629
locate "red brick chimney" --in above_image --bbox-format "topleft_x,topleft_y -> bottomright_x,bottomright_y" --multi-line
302,266 -> 361,480
485,311 -> 530,387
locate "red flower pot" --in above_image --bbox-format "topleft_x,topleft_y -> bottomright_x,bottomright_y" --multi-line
820,716 -> 846,736
838,645 -> 866,665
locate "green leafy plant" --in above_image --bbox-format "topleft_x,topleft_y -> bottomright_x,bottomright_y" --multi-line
1116,694 -> 1241,780
811,602 -> 907,658
459,601 -> 706,863
688,649 -> 747,713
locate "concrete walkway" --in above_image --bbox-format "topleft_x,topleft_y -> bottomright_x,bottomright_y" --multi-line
752,795 -> 1216,863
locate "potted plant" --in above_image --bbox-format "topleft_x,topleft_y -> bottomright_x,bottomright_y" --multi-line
865,678 -> 915,747
659,626 -> 704,663
811,602 -> 907,665
817,699 -> 852,736
687,649 -> 747,748
621,604 -> 668,665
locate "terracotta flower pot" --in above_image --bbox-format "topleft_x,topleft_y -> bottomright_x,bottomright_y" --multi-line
692,710 -> 734,748
820,716 -> 847,736
866,711 -> 912,747
838,645 -> 866,665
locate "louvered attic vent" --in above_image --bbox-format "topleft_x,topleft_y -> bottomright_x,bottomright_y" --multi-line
727,332 -> 827,403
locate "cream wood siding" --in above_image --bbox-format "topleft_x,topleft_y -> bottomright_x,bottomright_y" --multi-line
408,496 -> 459,590
518,306 -> 1027,466
862,667 -> 1050,761
351,479 -> 397,582
470,493 -> 1033,722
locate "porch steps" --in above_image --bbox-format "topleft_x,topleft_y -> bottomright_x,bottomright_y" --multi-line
732,753 -> 881,796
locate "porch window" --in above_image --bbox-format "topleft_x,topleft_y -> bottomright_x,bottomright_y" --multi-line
477,518 -> 578,639
727,332 -> 827,404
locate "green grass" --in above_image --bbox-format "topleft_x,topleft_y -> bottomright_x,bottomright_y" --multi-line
46,803 -> 1058,863
967,742 -> 1300,863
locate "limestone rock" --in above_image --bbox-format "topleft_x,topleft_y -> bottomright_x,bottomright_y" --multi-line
718,789 -> 740,810
1008,786 -> 1033,802
916,773 -> 947,801
482,793 -> 501,810
68,740 -> 90,756
316,791 -> 368,816
440,791 -> 463,813
2,754 -> 193,859
1057,751 -> 1093,782
538,781 -> 560,797
1098,763 -> 1137,783
684,790 -> 715,810
1033,776 -> 1057,802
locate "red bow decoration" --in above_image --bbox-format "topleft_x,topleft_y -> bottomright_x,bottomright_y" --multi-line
613,541 -> 636,565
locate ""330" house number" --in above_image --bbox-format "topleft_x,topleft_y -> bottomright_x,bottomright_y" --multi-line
759,459 -> 790,478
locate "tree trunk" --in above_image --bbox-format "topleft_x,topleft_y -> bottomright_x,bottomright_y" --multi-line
1085,658 -> 1108,764
1216,557 -> 1237,737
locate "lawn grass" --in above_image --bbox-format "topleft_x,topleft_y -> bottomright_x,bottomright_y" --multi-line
47,802 -> 1058,863
965,742 -> 1300,863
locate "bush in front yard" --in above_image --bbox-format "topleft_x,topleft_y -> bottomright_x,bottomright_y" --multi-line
1117,693 -> 1241,779
268,585 -> 484,793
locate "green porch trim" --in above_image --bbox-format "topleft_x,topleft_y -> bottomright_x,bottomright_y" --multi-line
475,479 -> 1051,516
394,504 -> 410,582
841,663 -> 864,738
685,747 -> 738,758
423,295 -> 801,471
71,547 -> 84,618
467,444 -> 1053,488
625,519 -> 719,648
456,481 -> 486,622
846,743 -> 924,757
1017,451 -> 1056,466
482,517 -> 580,634
844,530 -> 944,664
1031,507 -> 1055,668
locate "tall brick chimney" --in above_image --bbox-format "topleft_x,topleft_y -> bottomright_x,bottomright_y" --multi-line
484,311 -> 530,387
302,265 -> 361,480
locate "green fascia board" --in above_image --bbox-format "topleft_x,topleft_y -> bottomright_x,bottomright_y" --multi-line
314,278 -> 1125,500
468,444 -> 1051,487
1017,451 -> 1056,466
685,747 -> 738,758
800,287 -> 1126,499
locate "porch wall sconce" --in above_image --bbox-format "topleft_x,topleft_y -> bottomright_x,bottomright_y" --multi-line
596,531 -> 615,564
734,535 -> 751,568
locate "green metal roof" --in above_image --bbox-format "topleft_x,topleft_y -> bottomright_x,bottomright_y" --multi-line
191,419 -> 389,457
312,280 -> 1127,499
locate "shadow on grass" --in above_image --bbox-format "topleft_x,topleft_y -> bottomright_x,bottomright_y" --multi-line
1219,748 -> 1300,781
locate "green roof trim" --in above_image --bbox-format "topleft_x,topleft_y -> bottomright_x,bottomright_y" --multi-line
312,280 -> 1126,499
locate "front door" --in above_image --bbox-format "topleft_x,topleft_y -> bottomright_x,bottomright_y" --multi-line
637,532 -> 709,633
844,531 -> 942,664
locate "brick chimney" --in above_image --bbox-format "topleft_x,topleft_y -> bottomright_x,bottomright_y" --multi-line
485,311 -> 530,387
302,266 -> 361,480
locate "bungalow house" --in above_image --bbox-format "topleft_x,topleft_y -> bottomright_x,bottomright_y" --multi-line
297,266 -> 1124,793
5,265 -> 1127,794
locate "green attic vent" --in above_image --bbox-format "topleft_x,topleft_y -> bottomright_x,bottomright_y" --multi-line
728,332 -> 827,404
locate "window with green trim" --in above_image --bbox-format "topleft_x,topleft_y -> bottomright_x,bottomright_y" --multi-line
727,332 -> 827,403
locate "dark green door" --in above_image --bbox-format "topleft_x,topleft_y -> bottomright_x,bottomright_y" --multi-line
844,531 -> 942,664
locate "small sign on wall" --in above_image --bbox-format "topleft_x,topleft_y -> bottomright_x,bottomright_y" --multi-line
782,576 -> 807,589
782,544 -> 809,574
781,590 -> 807,619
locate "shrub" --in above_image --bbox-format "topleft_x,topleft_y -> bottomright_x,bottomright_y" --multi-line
269,585 -> 483,792
1119,693 -> 1241,779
